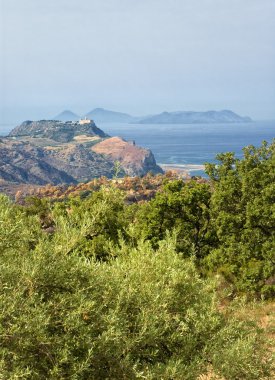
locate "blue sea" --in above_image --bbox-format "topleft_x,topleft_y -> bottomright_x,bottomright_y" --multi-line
99,121 -> 275,176
1,121 -> 274,177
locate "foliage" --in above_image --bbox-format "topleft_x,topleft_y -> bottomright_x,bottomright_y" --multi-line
130,180 -> 216,259
0,213 -> 272,378
0,141 -> 274,378
9,141 -> 275,297
53,187 -> 126,260
205,141 -> 275,297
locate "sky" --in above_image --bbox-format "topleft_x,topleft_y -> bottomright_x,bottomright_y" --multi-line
0,0 -> 275,123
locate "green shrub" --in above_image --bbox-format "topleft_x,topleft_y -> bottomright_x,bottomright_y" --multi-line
0,215 -> 271,379
205,141 -> 275,296
130,180 -> 216,259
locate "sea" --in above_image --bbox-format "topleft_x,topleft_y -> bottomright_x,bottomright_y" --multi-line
99,121 -> 275,176
1,121 -> 274,177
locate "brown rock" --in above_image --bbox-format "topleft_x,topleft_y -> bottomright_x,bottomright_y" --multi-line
92,137 -> 163,176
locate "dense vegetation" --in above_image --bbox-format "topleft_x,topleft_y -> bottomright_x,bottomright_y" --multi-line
0,141 -> 274,379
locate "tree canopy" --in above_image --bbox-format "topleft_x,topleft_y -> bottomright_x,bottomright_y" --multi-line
0,141 -> 274,378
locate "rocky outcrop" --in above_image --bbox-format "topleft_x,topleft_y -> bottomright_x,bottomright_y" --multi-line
92,137 -> 163,176
9,120 -> 107,142
0,120 -> 162,188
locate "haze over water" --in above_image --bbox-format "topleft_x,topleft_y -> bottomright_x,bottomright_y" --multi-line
1,0 -> 275,122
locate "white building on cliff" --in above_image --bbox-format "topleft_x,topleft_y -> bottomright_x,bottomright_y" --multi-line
79,117 -> 92,125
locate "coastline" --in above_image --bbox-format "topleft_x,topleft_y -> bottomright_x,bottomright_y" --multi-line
159,163 -> 205,176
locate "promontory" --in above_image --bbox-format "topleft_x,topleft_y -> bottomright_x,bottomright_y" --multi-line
0,119 -> 163,192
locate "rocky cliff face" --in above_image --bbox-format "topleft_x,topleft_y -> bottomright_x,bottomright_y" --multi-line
0,120 -> 162,188
92,137 -> 163,176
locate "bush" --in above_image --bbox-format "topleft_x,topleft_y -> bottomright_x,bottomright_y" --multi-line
131,180 -> 215,259
205,141 -> 275,296
0,206 -> 272,379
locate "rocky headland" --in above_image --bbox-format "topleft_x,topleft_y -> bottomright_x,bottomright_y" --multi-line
92,136 -> 161,177
0,119 -> 163,193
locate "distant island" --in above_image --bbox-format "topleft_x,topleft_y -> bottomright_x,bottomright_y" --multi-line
54,110 -> 80,122
54,108 -> 252,124
136,110 -> 252,124
85,108 -> 133,123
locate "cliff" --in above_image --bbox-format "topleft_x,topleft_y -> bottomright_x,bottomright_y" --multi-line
0,120 -> 162,188
92,137 -> 163,176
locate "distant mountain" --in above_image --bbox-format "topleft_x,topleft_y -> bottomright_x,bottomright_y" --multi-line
52,108 -> 252,124
85,108 -> 134,123
54,110 -> 79,122
137,110 -> 252,124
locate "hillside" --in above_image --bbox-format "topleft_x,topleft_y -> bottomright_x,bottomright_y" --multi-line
9,120 -> 107,142
137,110 -> 252,124
0,120 -> 162,188
0,139 -> 76,185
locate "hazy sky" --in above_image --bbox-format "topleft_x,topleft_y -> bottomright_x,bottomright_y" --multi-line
1,0 -> 275,123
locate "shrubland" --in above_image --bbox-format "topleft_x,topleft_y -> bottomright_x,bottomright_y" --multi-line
0,141 -> 274,379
